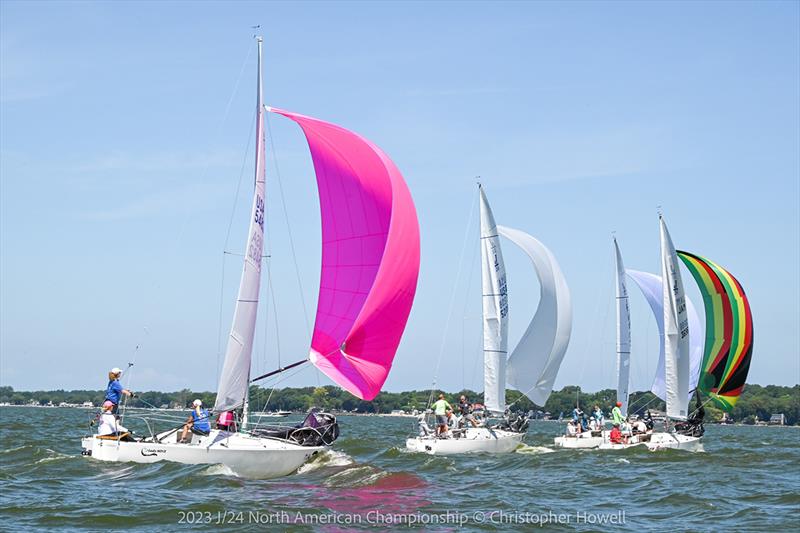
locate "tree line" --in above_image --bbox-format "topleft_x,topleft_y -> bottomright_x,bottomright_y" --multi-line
0,384 -> 797,425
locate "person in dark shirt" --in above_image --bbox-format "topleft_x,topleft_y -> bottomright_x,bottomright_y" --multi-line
458,395 -> 478,428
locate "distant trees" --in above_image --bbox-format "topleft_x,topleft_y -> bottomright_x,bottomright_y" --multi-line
0,384 -> 797,425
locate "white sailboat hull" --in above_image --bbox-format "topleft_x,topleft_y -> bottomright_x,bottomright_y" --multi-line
644,432 -> 703,452
597,431 -> 703,452
405,427 -> 524,455
554,433 -> 604,449
81,429 -> 324,479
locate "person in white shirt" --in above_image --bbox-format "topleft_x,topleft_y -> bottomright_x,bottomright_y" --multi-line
97,401 -> 128,436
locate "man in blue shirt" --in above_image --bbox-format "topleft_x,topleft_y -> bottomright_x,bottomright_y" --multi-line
104,367 -> 133,414
179,399 -> 211,443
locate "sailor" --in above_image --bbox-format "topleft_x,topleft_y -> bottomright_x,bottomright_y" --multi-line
611,401 -> 625,426
104,367 -> 133,414
609,423 -> 628,444
97,400 -> 129,436
458,395 -> 478,428
572,406 -> 583,422
417,414 -> 432,437
431,394 -> 452,436
643,410 -> 654,430
566,420 -> 577,436
589,416 -> 598,431
593,404 -> 605,426
216,411 -> 236,432
179,399 -> 211,443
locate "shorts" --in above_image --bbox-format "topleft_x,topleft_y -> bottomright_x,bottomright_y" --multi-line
436,415 -> 447,426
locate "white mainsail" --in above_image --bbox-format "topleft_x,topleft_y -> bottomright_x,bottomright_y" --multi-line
659,216 -> 690,420
498,225 -> 572,408
214,38 -> 267,413
479,186 -> 508,415
613,238 -> 631,416
626,270 -> 704,401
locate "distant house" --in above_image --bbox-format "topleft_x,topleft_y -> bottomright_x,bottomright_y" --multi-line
769,414 -> 786,426
82,401 -> 94,408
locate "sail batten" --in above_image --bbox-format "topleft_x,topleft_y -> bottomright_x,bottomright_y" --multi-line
498,225 -> 572,408
479,186 -> 508,415
269,108 -> 420,401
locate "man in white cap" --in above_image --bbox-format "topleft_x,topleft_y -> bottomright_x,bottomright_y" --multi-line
179,399 -> 211,443
104,367 -> 134,414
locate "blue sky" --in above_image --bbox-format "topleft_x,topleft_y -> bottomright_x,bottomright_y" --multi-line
1,1 -> 798,395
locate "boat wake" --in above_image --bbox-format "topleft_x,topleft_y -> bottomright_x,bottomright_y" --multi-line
514,444 -> 555,455
296,449 -> 354,474
34,449 -> 74,464
200,463 -> 240,477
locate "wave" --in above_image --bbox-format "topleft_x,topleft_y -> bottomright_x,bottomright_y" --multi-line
296,449 -> 354,474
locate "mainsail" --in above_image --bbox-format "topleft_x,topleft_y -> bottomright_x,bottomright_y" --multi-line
677,251 -> 753,411
659,217 -> 690,420
479,186 -> 509,415
268,108 -> 420,401
626,270 -> 703,401
498,225 -> 572,408
613,238 -> 631,416
214,38 -> 267,412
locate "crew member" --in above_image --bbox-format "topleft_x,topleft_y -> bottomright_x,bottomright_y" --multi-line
104,367 -> 133,414
179,399 -> 211,443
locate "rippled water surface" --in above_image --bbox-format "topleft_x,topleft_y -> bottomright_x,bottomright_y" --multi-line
1,406 -> 798,531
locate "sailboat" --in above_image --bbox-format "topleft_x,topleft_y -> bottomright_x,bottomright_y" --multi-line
406,185 -> 571,455
599,215 -> 754,451
555,237 -> 632,449
81,37 -> 421,478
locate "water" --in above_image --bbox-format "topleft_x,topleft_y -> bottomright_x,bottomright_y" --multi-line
1,407 -> 798,531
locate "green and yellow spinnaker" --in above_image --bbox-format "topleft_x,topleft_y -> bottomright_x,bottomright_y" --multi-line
677,251 -> 753,411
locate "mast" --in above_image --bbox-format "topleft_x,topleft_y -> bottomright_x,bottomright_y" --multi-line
213,36 -> 267,423
614,237 -> 631,416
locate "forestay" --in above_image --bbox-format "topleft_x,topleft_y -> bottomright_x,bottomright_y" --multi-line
498,225 -> 572,408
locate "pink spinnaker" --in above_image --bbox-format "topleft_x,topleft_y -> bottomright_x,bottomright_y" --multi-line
269,108 -> 420,400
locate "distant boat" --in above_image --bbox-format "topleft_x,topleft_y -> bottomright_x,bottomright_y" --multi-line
81,36 -> 420,478
407,184 -> 572,454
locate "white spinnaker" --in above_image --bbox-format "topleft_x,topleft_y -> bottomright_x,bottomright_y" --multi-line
626,270 -> 703,401
479,186 -> 508,415
659,217 -> 690,420
214,38 -> 267,413
614,238 -> 631,416
498,225 -> 572,407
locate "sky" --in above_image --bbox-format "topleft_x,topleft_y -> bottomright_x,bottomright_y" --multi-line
1,1 -> 798,396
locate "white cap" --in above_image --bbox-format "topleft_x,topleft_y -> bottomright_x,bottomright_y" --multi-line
110,367 -> 122,375
193,399 -> 202,407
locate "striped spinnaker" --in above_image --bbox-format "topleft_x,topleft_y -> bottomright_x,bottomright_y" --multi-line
677,251 -> 753,410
